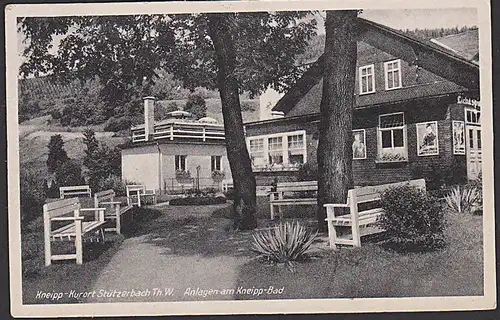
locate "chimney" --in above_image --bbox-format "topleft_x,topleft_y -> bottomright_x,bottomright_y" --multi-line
143,96 -> 155,141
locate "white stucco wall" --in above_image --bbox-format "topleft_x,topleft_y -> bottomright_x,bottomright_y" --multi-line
121,145 -> 160,191
122,142 -> 231,193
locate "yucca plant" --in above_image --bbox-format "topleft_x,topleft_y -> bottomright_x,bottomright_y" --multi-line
444,185 -> 482,214
251,221 -> 318,267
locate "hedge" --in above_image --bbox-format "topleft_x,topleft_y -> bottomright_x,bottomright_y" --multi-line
169,196 -> 227,206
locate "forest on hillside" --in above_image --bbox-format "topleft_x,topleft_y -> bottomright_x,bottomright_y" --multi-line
296,25 -> 478,65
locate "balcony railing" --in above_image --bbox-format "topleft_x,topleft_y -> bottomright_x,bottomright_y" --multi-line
131,120 -> 225,143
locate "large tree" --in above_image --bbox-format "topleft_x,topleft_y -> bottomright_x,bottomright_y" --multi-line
19,12 -> 316,229
316,10 -> 358,230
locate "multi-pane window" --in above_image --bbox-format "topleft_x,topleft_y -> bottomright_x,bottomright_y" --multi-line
268,137 -> 283,165
175,155 -> 187,171
211,155 -> 222,172
384,59 -> 402,90
249,138 -> 265,167
377,113 -> 407,162
288,134 -> 305,165
246,131 -> 306,170
465,109 -> 481,124
359,64 -> 375,94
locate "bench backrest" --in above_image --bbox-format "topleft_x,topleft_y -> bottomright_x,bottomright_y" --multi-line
44,197 -> 80,219
126,185 -> 145,195
276,181 -> 317,193
350,179 -> 426,204
94,189 -> 116,207
60,185 -> 92,199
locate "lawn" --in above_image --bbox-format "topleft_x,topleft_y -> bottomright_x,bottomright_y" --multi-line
235,210 -> 483,299
21,195 -> 483,304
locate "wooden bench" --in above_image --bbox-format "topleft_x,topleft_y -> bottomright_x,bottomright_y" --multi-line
126,185 -> 157,207
43,197 -> 106,266
221,179 -> 233,192
59,185 -> 92,199
94,190 -> 133,234
324,179 -> 426,249
269,181 -> 317,220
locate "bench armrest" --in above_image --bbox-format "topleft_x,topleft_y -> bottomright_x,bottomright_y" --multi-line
100,201 -> 122,205
51,216 -> 84,221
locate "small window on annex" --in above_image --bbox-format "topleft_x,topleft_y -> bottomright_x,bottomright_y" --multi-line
377,112 -> 407,162
175,155 -> 187,171
287,133 -> 305,165
211,155 -> 222,172
249,138 -> 266,167
246,131 -> 307,171
268,136 -> 284,165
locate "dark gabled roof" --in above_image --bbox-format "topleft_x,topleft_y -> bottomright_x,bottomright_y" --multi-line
431,29 -> 479,63
285,80 -> 468,118
272,17 -> 480,116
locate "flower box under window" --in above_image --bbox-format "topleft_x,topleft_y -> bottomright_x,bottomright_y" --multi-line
376,112 -> 408,163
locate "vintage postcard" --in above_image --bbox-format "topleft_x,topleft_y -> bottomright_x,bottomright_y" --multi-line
6,0 -> 495,317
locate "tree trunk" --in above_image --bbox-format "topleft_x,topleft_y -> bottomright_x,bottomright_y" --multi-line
207,13 -> 257,230
316,11 -> 358,231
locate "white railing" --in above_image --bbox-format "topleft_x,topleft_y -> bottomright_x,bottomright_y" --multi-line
131,122 -> 225,143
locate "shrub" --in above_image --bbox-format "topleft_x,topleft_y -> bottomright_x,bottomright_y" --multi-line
20,169 -> 47,222
104,116 -> 133,132
252,221 -> 317,266
184,94 -> 207,119
444,185 -> 482,214
99,175 -> 127,196
54,160 -> 86,187
169,196 -> 226,206
410,161 -> 467,191
297,162 -> 317,181
378,185 -> 445,250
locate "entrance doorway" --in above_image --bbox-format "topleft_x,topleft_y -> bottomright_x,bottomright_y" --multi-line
465,108 -> 482,180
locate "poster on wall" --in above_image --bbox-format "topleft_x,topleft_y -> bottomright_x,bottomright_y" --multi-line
453,120 -> 466,155
352,129 -> 366,159
416,121 -> 439,156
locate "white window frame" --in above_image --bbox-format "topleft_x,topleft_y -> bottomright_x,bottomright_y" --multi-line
377,112 -> 408,162
352,129 -> 367,160
359,64 -> 375,94
175,155 -> 187,171
416,121 -> 439,156
465,108 -> 481,125
248,137 -> 266,167
211,155 -> 222,172
246,130 -> 307,170
384,59 -> 402,90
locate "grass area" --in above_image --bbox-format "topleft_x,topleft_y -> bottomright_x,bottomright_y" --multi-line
235,210 -> 483,299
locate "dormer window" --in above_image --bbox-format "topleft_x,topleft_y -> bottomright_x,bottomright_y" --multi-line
359,64 -> 375,94
384,59 -> 402,90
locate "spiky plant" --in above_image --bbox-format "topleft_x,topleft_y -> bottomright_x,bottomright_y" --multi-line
444,185 -> 482,214
251,220 -> 318,266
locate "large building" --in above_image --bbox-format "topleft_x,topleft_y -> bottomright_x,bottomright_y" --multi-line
244,19 -> 480,187
121,97 -> 232,193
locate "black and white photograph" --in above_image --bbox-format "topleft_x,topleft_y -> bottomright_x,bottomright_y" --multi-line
352,129 -> 366,159
453,120 -> 466,155
416,121 -> 439,156
5,0 -> 495,317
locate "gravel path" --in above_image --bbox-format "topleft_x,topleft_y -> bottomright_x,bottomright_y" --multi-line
85,204 -> 251,302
